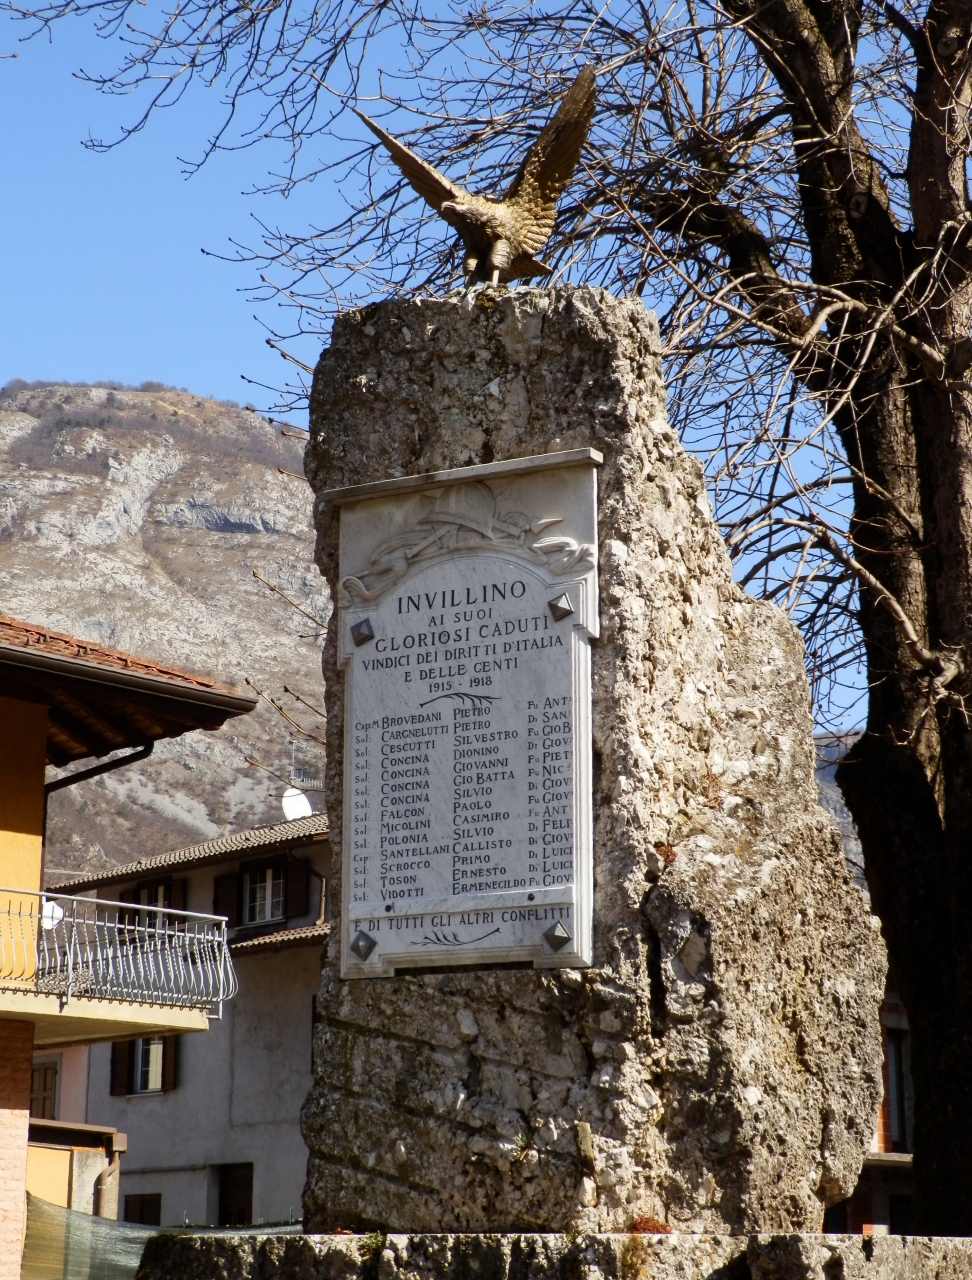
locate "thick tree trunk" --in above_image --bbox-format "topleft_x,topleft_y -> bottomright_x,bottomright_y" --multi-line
711,0 -> 972,1229
837,355 -> 972,1232
839,731 -> 972,1233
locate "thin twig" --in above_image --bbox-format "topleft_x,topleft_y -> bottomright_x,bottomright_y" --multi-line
245,676 -> 328,748
783,518 -> 962,679
283,685 -> 329,718
252,569 -> 328,628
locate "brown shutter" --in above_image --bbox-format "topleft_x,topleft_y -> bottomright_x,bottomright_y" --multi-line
169,879 -> 187,911
110,1041 -> 133,1096
213,873 -> 239,927
285,859 -> 309,919
161,1036 -> 179,1092
117,886 -> 136,928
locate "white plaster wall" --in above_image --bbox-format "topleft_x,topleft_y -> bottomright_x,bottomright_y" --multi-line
58,1044 -> 90,1122
85,863 -> 325,1226
121,1168 -> 209,1228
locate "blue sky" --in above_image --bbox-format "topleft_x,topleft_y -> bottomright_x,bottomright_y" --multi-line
0,26 -> 867,727
0,20 -> 328,416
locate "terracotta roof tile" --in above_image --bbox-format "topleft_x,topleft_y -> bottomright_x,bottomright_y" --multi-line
51,814 -> 329,894
231,922 -> 330,955
0,615 -> 238,694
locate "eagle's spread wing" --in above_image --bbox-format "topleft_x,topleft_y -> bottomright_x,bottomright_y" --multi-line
355,109 -> 465,217
505,66 -> 597,255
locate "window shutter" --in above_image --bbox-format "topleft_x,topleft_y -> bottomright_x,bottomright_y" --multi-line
213,873 -> 239,927
117,886 -> 136,928
285,859 -> 309,919
169,879 -> 187,911
110,1041 -> 133,1096
161,1036 -> 179,1092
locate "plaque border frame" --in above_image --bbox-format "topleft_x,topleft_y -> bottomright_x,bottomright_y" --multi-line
321,447 -> 603,505
334,452 -> 601,979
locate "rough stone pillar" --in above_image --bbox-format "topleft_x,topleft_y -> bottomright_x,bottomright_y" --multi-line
0,1019 -> 33,1279
302,286 -> 886,1234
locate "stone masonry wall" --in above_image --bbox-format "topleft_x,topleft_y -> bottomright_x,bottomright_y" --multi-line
140,1231 -> 972,1280
302,287 -> 887,1235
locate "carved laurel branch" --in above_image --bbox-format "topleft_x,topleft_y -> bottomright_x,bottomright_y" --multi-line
411,928 -> 502,948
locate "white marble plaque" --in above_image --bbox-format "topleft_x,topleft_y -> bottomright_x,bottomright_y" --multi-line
327,450 -> 600,977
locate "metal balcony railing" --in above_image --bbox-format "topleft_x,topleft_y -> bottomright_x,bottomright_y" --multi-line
0,888 -> 236,1017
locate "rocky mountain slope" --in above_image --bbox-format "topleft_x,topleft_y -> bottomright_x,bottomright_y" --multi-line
0,381 -> 329,883
0,379 -> 864,892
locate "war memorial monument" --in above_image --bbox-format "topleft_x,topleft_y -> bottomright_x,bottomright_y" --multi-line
140,71 -> 972,1280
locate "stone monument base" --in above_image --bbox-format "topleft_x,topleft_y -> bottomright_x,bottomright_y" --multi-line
303,287 -> 886,1234
139,1231 -> 972,1280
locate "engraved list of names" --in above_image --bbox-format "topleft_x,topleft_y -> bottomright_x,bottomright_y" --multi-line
328,451 -> 600,977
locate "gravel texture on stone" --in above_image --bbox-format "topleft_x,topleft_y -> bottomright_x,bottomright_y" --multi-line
747,1234 -> 972,1279
137,1231 -> 746,1280
137,1232 -> 972,1280
302,287 -> 886,1234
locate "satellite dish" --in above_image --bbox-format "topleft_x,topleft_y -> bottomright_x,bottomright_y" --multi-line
41,899 -> 65,932
282,787 -> 313,821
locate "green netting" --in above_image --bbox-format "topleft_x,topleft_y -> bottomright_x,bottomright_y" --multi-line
21,1194 -> 305,1280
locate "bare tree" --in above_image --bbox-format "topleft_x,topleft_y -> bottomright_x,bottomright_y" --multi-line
9,0 -> 972,1230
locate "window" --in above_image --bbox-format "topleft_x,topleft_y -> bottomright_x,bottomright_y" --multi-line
242,864 -> 284,924
135,883 -> 166,930
134,1037 -> 164,1093
30,1060 -> 58,1119
138,884 -> 166,909
213,858 -> 308,929
886,1028 -> 912,1152
217,1163 -> 253,1227
124,1193 -> 162,1226
119,878 -> 186,927
110,1036 -> 179,1095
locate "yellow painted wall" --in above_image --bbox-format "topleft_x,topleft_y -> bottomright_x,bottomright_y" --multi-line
25,1145 -> 71,1209
0,697 -> 47,892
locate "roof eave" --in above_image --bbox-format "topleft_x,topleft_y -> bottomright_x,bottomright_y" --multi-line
0,643 -> 256,717
50,826 -> 329,896
231,923 -> 330,956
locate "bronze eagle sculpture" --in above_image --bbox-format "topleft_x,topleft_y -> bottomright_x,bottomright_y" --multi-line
354,66 -> 597,286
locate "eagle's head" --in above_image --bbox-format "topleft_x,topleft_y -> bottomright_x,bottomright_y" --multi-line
442,197 -> 505,232
442,199 -> 481,223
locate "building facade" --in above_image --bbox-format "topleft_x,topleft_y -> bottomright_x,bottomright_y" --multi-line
52,815 -> 330,1228
824,983 -> 915,1235
0,614 -> 254,1277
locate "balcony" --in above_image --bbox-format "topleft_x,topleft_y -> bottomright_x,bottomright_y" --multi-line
0,888 -> 237,1047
